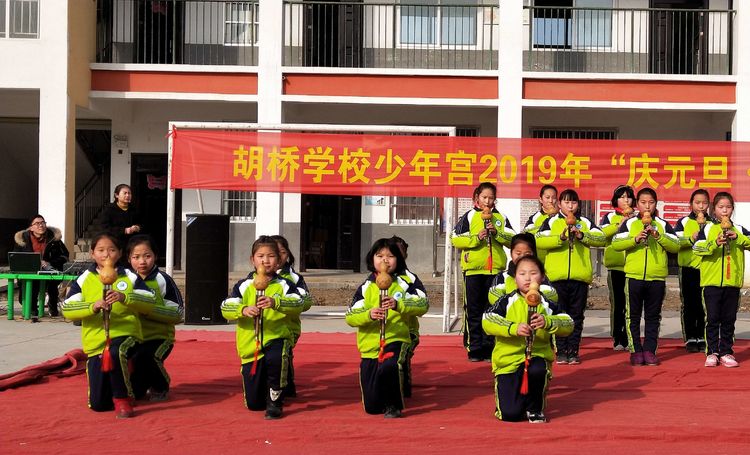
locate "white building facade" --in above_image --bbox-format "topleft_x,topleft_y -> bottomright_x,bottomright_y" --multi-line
1,0 -> 749,277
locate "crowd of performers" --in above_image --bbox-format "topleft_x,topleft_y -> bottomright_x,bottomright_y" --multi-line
60,182 -> 747,423
453,182 -> 748,423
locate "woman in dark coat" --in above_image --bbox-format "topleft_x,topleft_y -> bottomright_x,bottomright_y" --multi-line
101,183 -> 143,247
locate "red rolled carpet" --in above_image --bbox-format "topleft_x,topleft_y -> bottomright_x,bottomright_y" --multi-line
1,332 -> 748,454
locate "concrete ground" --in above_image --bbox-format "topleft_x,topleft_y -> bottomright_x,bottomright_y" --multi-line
2,269 -> 749,375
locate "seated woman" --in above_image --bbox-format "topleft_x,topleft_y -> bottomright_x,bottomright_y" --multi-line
13,214 -> 69,319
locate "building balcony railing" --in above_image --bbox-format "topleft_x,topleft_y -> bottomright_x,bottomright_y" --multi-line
93,2 -> 735,76
282,1 -> 499,70
524,6 -> 735,75
96,0 -> 259,66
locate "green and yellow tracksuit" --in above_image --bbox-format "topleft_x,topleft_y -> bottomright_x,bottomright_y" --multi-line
345,272 -> 429,359
612,214 -> 680,354
611,215 -> 680,281
63,264 -> 156,408
523,210 -> 552,262
600,209 -> 630,348
451,207 -> 515,275
346,271 -> 428,414
535,213 -> 606,283
693,222 -> 750,356
482,291 -> 573,421
62,265 -> 156,356
451,206 -> 515,358
221,272 -> 305,364
278,265 -> 313,346
674,213 -> 709,343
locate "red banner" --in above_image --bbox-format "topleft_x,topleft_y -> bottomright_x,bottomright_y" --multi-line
171,129 -> 750,201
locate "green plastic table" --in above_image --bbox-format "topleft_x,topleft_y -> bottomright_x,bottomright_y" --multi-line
0,273 -> 79,320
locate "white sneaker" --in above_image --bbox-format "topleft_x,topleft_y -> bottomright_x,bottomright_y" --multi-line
720,354 -> 739,368
704,354 -> 719,367
613,344 -> 626,352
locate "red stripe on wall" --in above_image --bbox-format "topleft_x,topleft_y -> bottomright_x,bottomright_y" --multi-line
283,74 -> 498,99
91,70 -> 258,95
523,79 -> 735,104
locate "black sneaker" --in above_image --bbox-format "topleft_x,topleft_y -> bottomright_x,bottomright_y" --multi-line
567,354 -> 581,365
527,411 -> 547,423
264,402 -> 283,420
555,354 -> 569,365
384,406 -> 402,419
685,340 -> 701,353
468,356 -> 484,362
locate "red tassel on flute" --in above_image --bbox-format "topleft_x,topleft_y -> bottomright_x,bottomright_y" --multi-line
520,358 -> 530,395
101,339 -> 113,372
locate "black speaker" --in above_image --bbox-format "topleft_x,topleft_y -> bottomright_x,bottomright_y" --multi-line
184,214 -> 230,324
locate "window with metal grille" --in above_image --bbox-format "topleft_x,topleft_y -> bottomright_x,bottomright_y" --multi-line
529,126 -> 616,220
532,0 -> 612,49
1,0 -> 38,38
399,0 -> 480,46
224,2 -> 258,46
530,128 -> 617,140
390,126 -> 480,225
222,190 -> 256,221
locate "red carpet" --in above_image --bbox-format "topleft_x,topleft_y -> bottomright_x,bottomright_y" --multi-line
2,332 -> 749,454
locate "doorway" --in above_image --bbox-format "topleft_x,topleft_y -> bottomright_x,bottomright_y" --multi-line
135,0 -> 184,64
303,0 -> 363,67
300,195 -> 361,272
649,0 -> 708,74
130,154 -> 169,266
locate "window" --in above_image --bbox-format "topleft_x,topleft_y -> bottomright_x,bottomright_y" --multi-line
1,0 -> 39,39
224,2 -> 258,46
391,197 -> 435,225
529,126 -> 616,221
574,0 -> 612,48
400,0 -> 478,46
530,127 -> 617,140
390,127 -> 479,225
222,191 -> 256,221
532,0 -> 612,49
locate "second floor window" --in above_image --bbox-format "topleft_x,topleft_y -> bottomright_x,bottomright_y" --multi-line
224,2 -> 258,46
532,0 -> 612,49
399,0 -> 479,46
0,0 -> 39,39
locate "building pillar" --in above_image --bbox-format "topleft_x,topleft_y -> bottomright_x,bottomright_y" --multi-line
255,0 -> 284,237
496,0 -> 524,230
38,88 -> 76,247
730,1 -> 750,281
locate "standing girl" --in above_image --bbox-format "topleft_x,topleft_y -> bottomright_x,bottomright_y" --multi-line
612,188 -> 680,366
536,189 -> 605,365
221,236 -> 304,419
271,234 -> 312,398
127,235 -> 184,402
599,185 -> 636,351
482,256 -> 573,423
523,185 -> 559,263
693,192 -> 750,368
451,182 -> 515,361
62,233 -> 156,418
345,239 -> 428,418
674,189 -> 710,353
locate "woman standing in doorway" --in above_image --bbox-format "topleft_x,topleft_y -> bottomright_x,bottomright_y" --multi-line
101,184 -> 144,248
